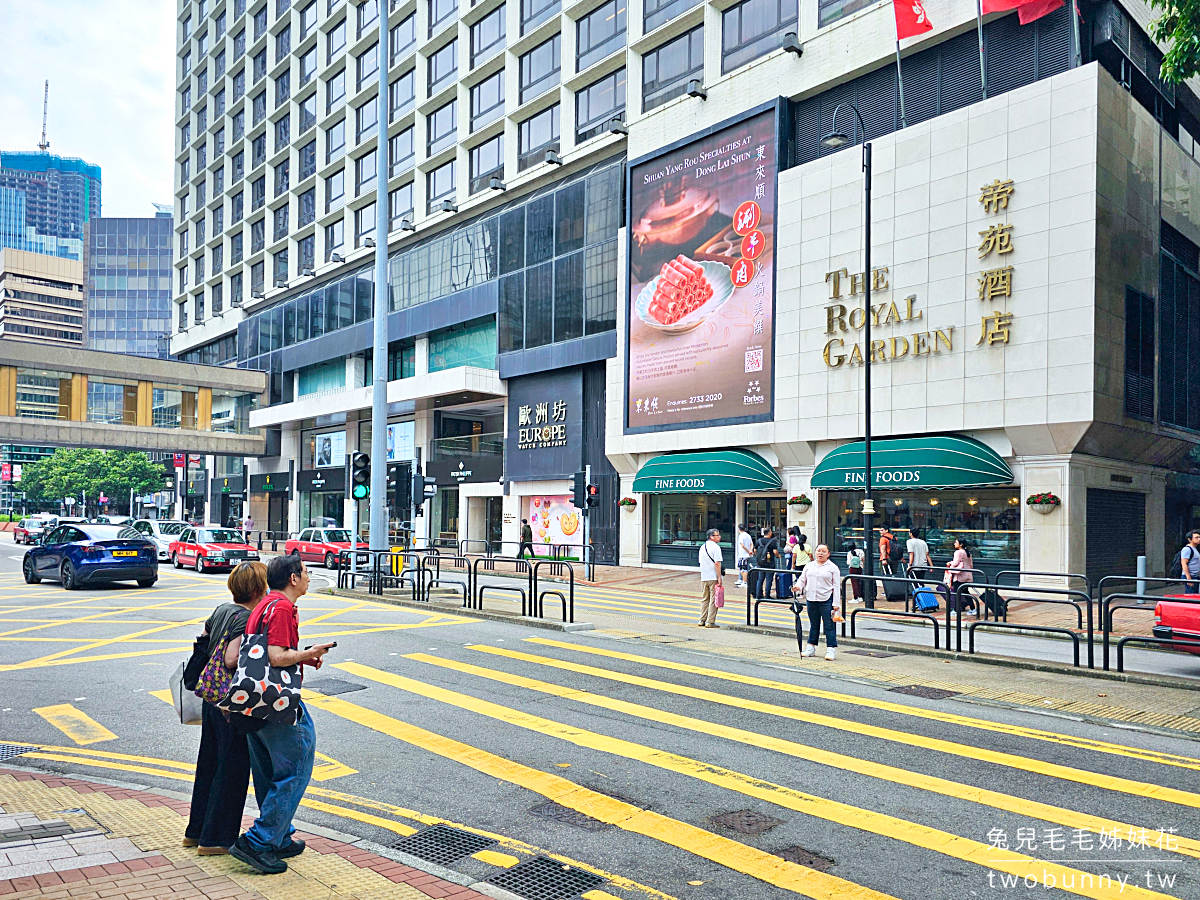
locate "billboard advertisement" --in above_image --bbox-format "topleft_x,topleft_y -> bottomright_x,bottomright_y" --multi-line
526,495 -> 583,552
625,102 -> 780,433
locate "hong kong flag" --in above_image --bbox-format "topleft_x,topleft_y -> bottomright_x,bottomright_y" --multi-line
893,0 -> 933,38
981,0 -> 1064,25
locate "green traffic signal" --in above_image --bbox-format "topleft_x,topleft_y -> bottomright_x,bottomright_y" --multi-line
352,483 -> 370,500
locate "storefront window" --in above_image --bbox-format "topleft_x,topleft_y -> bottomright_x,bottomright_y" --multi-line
822,489 -> 1021,561
299,491 -> 344,527
432,486 -> 459,547
647,493 -> 734,558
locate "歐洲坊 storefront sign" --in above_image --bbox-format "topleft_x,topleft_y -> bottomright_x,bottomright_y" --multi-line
296,468 -> 346,493
625,101 -> 782,433
506,370 -> 583,481
427,456 -> 503,484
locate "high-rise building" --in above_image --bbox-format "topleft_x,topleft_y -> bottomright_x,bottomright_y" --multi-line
85,207 -> 175,357
0,248 -> 84,347
0,152 -> 102,261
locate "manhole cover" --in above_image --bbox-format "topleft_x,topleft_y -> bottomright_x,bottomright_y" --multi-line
845,649 -> 899,658
487,855 -> 605,900
889,685 -> 961,700
777,846 -> 835,872
709,809 -> 785,835
386,824 -> 495,866
529,801 -> 610,831
0,743 -> 36,762
304,679 -> 367,695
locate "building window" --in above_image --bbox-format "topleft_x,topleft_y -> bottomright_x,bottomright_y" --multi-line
234,28 -> 246,59
253,47 -> 267,82
429,0 -> 457,35
428,40 -> 458,96
389,182 -> 414,228
356,95 -> 378,142
1125,286 -> 1155,421
276,23 -> 292,61
251,260 -> 265,294
300,2 -> 317,38
355,149 -> 377,194
197,103 -> 208,131
576,68 -> 624,141
275,113 -> 291,151
427,100 -> 457,154
519,35 -> 560,104
469,134 -> 503,194
216,49 -> 227,78
233,68 -> 246,100
326,118 -> 346,161
212,282 -> 224,314
232,191 -> 245,222
577,0 -> 626,71
213,204 -> 225,233
251,217 -> 266,250
471,6 -> 505,67
355,202 -> 376,246
299,234 -> 316,271
1161,222 -> 1200,430
643,0 -> 699,31
273,203 -> 290,241
178,300 -> 188,330
233,108 -> 246,141
180,231 -> 190,256
181,193 -> 190,216
180,158 -> 191,182
429,316 -> 496,371
232,231 -> 244,262
326,169 -> 345,211
197,142 -> 208,171
180,122 -> 191,150
818,0 -> 874,27
182,51 -> 192,77
212,245 -> 224,274
183,16 -> 192,40
273,248 -> 289,283
254,4 -> 269,38
196,217 -> 207,245
181,86 -> 192,112
357,46 -> 379,94
470,70 -> 504,131
195,290 -> 206,323
274,159 -> 290,197
521,0 -> 560,35
231,272 -> 244,306
328,20 -> 347,67
389,126 -> 415,174
252,89 -> 267,124
392,14 -> 417,62
357,0 -> 379,37
642,25 -> 703,111
300,187 -> 317,225
300,92 -> 317,131
517,104 -> 558,170
389,69 -> 416,120
325,219 -> 345,259
252,133 -> 267,168
721,0 -> 796,72
275,70 -> 291,106
300,139 -> 317,179
427,160 -> 455,212
300,46 -> 317,86
196,177 -> 208,206
198,31 -> 210,56
327,68 -> 346,111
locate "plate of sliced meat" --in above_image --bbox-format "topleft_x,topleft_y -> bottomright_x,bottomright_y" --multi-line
634,255 -> 734,335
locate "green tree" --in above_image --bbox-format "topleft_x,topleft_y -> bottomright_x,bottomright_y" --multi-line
19,449 -> 164,514
1150,0 -> 1200,82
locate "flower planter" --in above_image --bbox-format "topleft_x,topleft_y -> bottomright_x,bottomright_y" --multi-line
1029,502 -> 1057,515
791,502 -> 812,513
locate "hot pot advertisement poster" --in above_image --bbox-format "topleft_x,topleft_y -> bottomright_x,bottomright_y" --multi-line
626,107 -> 778,432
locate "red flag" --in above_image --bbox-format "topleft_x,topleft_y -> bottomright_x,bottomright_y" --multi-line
893,0 -> 934,38
981,0 -> 1064,24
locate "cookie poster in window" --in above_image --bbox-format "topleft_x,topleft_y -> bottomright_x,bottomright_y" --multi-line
626,104 -> 778,432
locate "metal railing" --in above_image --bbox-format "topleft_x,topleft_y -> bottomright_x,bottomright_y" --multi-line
949,581 -> 1093,667
531,559 -> 575,622
471,555 -> 531,615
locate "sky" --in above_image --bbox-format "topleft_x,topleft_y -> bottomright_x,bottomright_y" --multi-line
0,1 -> 176,218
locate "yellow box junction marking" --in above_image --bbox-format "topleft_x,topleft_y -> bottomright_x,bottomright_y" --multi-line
33,704 -> 117,745
311,750 -> 358,781
335,661 -> 1177,900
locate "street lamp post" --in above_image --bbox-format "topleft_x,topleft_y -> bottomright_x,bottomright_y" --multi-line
821,105 -> 876,596
369,0 -> 391,552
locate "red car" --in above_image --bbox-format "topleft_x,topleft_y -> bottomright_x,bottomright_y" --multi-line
284,527 -> 368,569
169,526 -> 261,573
1154,597 -> 1200,655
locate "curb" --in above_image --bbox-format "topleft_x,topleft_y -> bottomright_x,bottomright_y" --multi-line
329,587 -> 596,632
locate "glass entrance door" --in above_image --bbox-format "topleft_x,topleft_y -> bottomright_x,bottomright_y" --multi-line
485,496 -> 503,548
745,497 -> 786,539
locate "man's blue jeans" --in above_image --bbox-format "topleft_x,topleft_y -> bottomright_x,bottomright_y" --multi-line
244,701 -> 316,852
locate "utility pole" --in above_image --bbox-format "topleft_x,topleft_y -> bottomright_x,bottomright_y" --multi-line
368,0 -> 390,552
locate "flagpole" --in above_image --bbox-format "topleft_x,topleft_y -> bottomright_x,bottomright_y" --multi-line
894,40 -> 908,129
977,0 -> 988,99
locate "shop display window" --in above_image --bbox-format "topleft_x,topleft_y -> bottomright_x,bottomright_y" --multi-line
648,493 -> 734,549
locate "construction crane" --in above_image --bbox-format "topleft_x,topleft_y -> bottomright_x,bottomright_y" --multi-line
37,80 -> 49,152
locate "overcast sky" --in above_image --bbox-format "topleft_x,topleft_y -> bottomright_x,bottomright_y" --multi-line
0,1 -> 176,218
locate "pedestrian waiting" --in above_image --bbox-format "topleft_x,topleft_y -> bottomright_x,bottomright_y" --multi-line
697,528 -> 724,628
795,544 -> 842,660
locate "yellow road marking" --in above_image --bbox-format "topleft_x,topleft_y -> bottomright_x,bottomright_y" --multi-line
474,849 -> 519,867
298,797 -> 417,835
32,705 -> 117,745
311,750 -> 357,781
149,689 -> 174,705
15,617 -> 207,668
432,649 -> 1200,860
304,690 -> 896,900
0,645 -> 191,672
528,637 -> 1200,774
335,661 -> 1177,900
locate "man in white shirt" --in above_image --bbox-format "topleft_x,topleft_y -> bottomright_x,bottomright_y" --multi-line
734,524 -> 753,588
794,544 -> 842,660
907,527 -> 931,573
698,528 -> 724,628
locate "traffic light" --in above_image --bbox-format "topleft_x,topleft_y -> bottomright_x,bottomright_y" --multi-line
586,483 -> 600,508
572,471 -> 586,508
411,471 -> 424,508
393,462 -> 411,512
423,476 -> 438,499
351,452 -> 371,500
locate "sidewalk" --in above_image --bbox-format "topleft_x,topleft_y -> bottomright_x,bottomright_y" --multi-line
0,769 -> 488,900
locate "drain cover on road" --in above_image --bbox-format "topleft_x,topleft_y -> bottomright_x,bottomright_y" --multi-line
845,649 -> 899,658
386,824 -> 496,866
889,685 -> 961,700
487,855 -> 605,900
709,809 -> 785,835
777,845 -> 835,872
529,801 -> 610,831
0,743 -> 36,763
304,678 -> 367,695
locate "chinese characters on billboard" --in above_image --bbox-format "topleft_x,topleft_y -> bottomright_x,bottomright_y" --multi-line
626,105 -> 778,432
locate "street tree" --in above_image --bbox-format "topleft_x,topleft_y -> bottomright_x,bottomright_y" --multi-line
19,449 -> 163,514
1150,0 -> 1200,82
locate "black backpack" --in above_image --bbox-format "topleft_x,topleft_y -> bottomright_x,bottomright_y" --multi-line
887,537 -> 904,563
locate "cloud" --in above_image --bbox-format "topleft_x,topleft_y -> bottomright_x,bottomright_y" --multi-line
0,0 -> 176,218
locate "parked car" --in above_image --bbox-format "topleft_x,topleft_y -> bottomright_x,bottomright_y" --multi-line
284,528 -> 369,569
131,519 -> 190,561
1154,597 -> 1200,655
169,527 -> 259,573
22,524 -> 158,589
93,515 -> 133,526
14,516 -> 53,545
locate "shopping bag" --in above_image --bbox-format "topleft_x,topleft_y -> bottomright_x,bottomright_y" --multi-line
169,661 -> 204,725
713,584 -> 725,608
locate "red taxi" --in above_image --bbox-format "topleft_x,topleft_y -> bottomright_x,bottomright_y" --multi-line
284,527 -> 368,569
1154,597 -> 1200,655
168,526 -> 260,573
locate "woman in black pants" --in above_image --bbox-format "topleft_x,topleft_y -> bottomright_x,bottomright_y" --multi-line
184,562 -> 268,854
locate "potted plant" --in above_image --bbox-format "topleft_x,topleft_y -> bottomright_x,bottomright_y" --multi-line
1025,492 -> 1061,515
618,496 -> 638,509
787,494 -> 812,512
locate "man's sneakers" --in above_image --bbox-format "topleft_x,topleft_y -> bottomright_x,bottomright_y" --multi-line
825,648 -> 837,661
276,838 -> 306,859
801,644 -> 816,658
229,835 -> 287,874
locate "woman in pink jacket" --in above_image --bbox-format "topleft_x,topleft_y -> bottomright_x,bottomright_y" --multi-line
943,538 -> 977,614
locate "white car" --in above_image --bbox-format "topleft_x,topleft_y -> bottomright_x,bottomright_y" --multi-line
131,519 -> 190,561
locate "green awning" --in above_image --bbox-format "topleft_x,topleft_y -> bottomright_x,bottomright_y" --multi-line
810,435 -> 1013,490
632,449 -> 782,494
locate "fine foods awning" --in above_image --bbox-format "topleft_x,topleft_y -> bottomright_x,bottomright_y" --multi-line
632,449 -> 782,494
810,435 -> 1013,490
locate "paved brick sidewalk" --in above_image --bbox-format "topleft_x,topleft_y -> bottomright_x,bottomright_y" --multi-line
0,770 -> 488,900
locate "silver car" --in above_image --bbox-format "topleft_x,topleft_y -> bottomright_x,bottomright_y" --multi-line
131,519 -> 190,561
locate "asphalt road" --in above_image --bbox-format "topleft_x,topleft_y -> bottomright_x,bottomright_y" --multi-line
0,544 -> 1197,899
